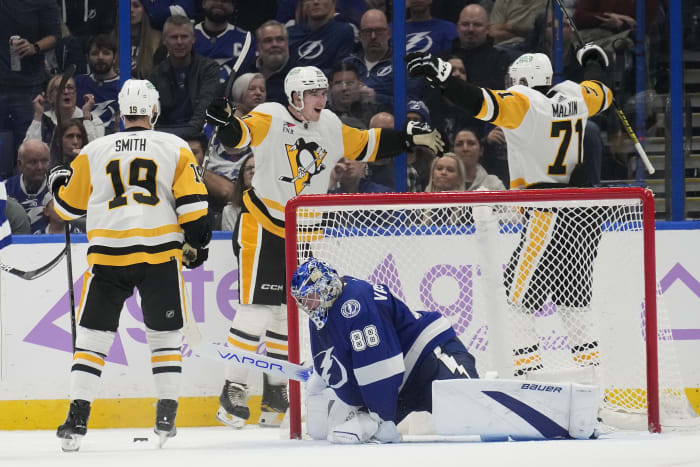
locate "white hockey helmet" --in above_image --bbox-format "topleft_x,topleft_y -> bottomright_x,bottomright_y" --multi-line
507,53 -> 553,88
284,66 -> 329,113
118,79 -> 160,126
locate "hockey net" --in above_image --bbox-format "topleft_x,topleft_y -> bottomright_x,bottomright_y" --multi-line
283,188 -> 699,439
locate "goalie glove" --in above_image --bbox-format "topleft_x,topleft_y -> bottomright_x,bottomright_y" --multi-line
182,243 -> 209,269
205,97 -> 236,127
576,43 -> 609,69
327,410 -> 402,444
48,164 -> 73,197
405,121 -> 445,155
405,52 -> 452,86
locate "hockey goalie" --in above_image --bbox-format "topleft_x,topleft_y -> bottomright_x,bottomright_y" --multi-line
290,258 -> 600,443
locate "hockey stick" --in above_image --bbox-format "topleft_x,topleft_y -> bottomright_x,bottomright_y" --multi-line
551,0 -> 655,174
0,246 -> 66,280
52,64 -> 78,349
200,31 -> 252,176
194,341 -> 312,382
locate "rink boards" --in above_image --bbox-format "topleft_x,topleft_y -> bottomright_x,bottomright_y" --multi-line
0,226 -> 699,429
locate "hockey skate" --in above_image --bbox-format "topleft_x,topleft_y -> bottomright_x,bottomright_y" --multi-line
216,380 -> 250,429
154,399 -> 178,448
259,374 -> 289,427
56,399 -> 91,452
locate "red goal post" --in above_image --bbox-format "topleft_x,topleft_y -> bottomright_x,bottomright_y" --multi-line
284,187 -> 665,439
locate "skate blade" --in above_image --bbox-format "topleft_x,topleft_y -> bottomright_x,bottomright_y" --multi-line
216,407 -> 245,429
60,434 -> 83,452
157,432 -> 170,448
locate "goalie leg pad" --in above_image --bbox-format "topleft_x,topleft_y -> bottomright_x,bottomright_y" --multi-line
432,379 -> 599,440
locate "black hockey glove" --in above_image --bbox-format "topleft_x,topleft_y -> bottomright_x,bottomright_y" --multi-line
182,243 -> 209,269
205,97 -> 236,127
48,164 -> 73,197
405,52 -> 452,86
576,43 -> 609,69
405,121 -> 445,155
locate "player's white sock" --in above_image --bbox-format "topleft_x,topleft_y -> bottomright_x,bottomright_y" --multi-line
559,306 -> 600,367
146,328 -> 182,400
70,326 -> 115,402
510,307 -> 542,377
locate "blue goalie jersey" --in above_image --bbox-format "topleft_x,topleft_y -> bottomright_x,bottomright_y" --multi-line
309,276 -> 456,422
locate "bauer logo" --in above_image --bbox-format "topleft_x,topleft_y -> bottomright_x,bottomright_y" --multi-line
341,299 -> 361,318
521,383 -> 563,393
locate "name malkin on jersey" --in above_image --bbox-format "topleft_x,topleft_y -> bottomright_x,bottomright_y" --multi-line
551,101 -> 578,118
115,137 -> 147,152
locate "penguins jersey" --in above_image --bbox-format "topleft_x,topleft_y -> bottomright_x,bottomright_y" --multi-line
232,102 -> 383,237
309,277 -> 456,422
53,129 -> 208,267
475,80 -> 613,189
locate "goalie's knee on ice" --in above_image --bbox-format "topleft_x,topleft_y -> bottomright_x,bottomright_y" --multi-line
431,379 -> 600,440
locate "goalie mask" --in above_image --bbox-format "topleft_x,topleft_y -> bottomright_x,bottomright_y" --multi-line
507,53 -> 553,88
290,258 -> 343,330
118,79 -> 160,126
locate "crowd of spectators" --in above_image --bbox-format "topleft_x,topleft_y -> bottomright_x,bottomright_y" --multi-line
0,0 -> 672,233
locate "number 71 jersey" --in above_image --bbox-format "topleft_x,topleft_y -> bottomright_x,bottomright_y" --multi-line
53,129 -> 208,267
476,80 -> 613,189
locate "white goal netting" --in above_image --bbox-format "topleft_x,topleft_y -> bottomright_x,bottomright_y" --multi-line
284,188 -> 699,435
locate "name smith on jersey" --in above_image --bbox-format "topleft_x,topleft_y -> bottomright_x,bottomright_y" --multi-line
115,137 -> 147,152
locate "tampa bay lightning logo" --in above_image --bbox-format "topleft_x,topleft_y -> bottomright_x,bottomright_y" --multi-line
406,31 -> 433,53
376,65 -> 392,77
340,299 -> 360,318
298,40 -> 324,60
313,347 -> 348,389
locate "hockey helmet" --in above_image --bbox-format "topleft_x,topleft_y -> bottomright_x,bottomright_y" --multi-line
507,53 -> 553,88
290,258 -> 343,330
118,79 -> 160,126
284,66 -> 329,113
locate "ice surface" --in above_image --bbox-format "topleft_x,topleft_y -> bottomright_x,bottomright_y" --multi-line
1,426 -> 700,467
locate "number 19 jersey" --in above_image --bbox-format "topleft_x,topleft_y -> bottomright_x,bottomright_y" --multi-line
53,128 -> 208,267
475,80 -> 613,189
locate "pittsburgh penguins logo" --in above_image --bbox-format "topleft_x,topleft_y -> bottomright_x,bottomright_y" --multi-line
279,137 -> 328,194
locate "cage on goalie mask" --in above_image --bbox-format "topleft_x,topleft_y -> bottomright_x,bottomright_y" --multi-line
290,258 -> 343,330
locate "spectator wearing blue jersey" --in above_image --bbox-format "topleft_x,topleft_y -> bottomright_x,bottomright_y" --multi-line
343,9 -> 394,108
149,15 -> 220,138
194,0 -> 254,86
287,0 -> 355,77
328,61 -> 387,129
5,139 -> 51,234
238,20 -> 293,106
291,258 -> 478,444
405,0 -> 458,55
140,0 -> 198,30
75,34 -> 120,134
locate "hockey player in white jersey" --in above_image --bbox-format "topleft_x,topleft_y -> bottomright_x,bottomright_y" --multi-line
49,79 -> 210,451
204,65 -> 445,429
290,258 -> 478,444
406,46 -> 613,378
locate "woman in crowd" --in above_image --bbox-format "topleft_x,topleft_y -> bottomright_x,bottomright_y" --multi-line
424,152 -> 467,192
423,152 -> 469,225
25,75 -> 103,149
231,73 -> 267,117
221,154 -> 255,231
131,0 -> 162,79
452,128 -> 505,191
54,119 -> 88,166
